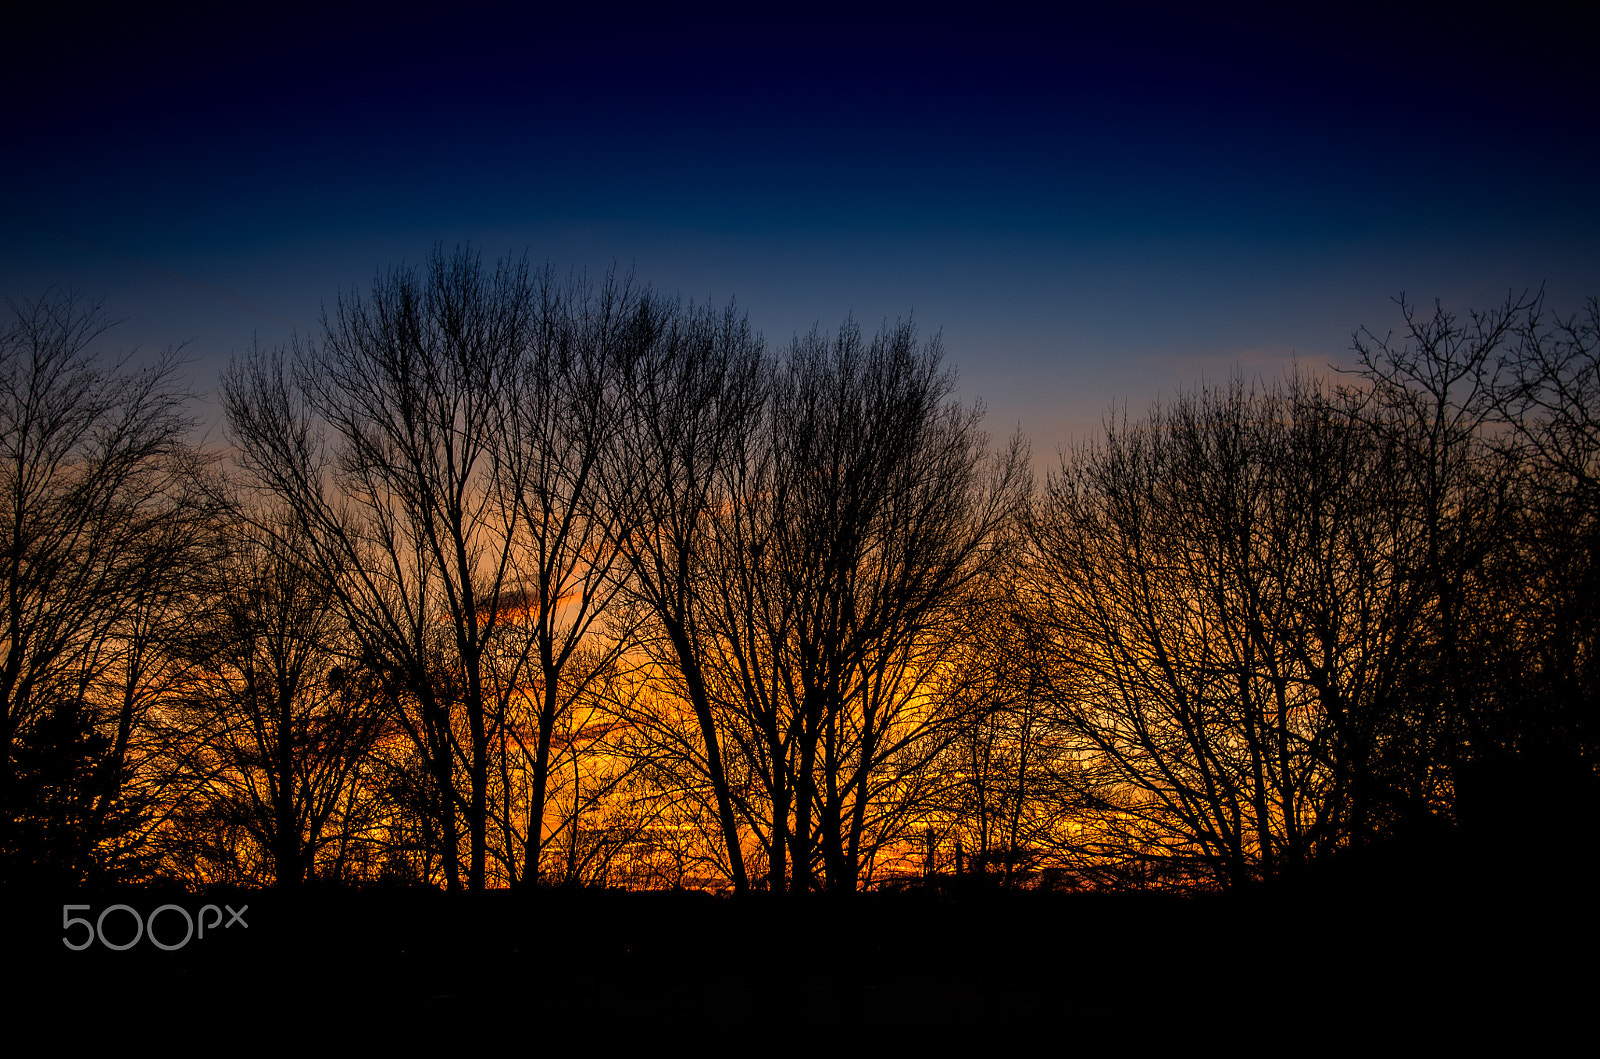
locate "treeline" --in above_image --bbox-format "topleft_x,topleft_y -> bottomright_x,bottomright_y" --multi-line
2,248 -> 1595,893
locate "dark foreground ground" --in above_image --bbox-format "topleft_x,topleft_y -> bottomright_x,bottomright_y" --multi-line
3,861 -> 1593,1046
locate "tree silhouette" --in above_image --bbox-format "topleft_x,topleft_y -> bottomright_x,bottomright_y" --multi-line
225,246 -> 541,890
598,293 -> 766,893
157,521 -> 387,887
497,269 -> 637,887
0,289 -> 205,885
1027,374 -> 1442,887
622,316 -> 1028,892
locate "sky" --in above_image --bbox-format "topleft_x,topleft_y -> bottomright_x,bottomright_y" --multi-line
4,3 -> 1595,456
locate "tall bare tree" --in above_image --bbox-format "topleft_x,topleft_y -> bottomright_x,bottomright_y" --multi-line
599,293 -> 767,893
497,270 -> 638,887
1470,296 -> 1600,849
0,288 -> 204,884
1348,294 -> 1529,805
674,317 -> 1028,892
224,246 -> 538,890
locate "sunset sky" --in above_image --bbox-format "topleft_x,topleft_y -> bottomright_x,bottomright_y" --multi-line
4,3 -> 1594,451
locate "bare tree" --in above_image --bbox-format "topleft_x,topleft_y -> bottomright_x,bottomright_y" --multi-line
1348,294 -> 1530,805
496,270 -> 638,887
157,519 -> 387,887
1467,296 -> 1600,849
0,288 -> 204,884
224,246 -> 539,891
599,293 -> 767,893
683,317 -> 1029,892
1026,374 -> 1437,888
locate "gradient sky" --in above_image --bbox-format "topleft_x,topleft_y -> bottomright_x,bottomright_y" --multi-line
4,3 -> 1595,455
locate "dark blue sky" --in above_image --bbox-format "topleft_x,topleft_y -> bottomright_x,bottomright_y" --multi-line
5,2 -> 1595,449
